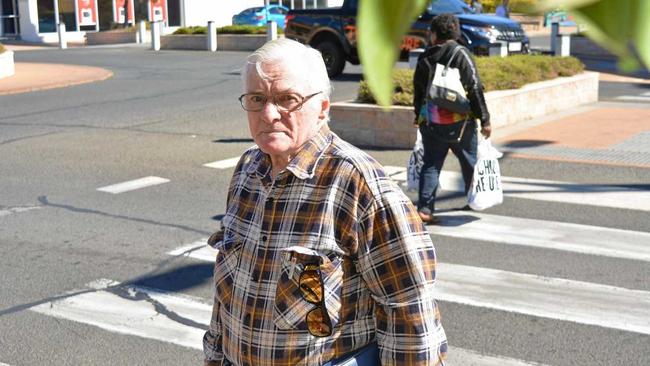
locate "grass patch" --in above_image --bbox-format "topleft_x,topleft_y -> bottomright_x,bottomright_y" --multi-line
173,25 -> 284,35
357,55 -> 584,106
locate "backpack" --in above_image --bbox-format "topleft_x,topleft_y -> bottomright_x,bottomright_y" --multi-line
423,45 -> 471,115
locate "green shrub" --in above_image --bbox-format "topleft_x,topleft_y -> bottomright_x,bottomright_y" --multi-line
476,0 -> 539,14
173,25 -> 284,35
357,55 -> 584,106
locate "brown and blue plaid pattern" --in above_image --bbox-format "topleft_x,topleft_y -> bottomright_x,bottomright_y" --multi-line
204,129 -> 448,366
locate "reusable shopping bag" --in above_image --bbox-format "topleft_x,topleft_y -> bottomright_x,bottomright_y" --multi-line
468,138 -> 503,210
406,130 -> 424,192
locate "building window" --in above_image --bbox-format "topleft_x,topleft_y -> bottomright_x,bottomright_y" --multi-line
37,0 -> 76,33
58,0 -> 77,30
37,0 -> 55,32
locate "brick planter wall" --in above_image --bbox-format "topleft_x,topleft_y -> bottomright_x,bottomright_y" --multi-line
86,31 -> 140,45
0,50 -> 15,79
160,34 -> 270,51
329,72 -> 599,149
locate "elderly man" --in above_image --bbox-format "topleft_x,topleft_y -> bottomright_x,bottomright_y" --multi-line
203,38 -> 447,366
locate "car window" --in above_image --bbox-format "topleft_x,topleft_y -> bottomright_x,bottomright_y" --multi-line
269,7 -> 282,14
244,7 -> 264,14
427,0 -> 475,14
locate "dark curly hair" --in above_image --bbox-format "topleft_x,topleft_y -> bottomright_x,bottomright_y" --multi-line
429,13 -> 461,41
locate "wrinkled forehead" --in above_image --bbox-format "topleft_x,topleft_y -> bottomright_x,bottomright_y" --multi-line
244,60 -> 310,94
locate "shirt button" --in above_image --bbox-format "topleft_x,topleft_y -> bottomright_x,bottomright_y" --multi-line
244,313 -> 251,323
261,235 -> 268,242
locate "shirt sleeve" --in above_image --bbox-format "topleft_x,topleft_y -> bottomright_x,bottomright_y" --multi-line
357,187 -> 448,366
457,47 -> 490,127
203,295 -> 226,364
413,56 -> 429,118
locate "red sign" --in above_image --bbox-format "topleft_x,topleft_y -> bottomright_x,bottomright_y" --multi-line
148,0 -> 167,22
77,0 -> 97,26
113,0 -> 135,24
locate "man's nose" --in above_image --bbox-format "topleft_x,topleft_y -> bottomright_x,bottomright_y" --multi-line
260,100 -> 281,123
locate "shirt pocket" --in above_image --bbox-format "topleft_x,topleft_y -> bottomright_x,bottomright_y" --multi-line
212,231 -> 244,311
273,246 -> 343,332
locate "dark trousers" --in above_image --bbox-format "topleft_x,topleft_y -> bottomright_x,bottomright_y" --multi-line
417,122 -> 478,214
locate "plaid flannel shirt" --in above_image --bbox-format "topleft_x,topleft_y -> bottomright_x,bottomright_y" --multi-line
203,129 -> 447,366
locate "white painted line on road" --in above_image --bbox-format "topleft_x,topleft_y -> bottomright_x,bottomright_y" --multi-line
385,166 -> 650,212
30,279 -> 211,350
0,205 -> 42,217
30,278 -> 549,365
428,211 -> 650,262
203,157 -> 240,169
167,239 -> 215,262
168,240 -> 650,334
447,346 -> 547,366
437,263 -> 650,335
0,362 -> 14,366
97,176 -> 170,194
643,92 -> 650,97
615,95 -> 650,102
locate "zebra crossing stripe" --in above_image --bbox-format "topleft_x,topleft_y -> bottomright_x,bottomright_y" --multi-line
428,211 -> 650,262
203,157 -> 241,169
97,176 -> 170,194
29,279 -> 210,350
167,240 -> 650,334
385,166 -> 650,212
615,95 -> 650,102
437,263 -> 650,335
28,279 -> 547,365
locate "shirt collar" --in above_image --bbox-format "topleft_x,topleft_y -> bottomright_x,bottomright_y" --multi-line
246,126 -> 333,181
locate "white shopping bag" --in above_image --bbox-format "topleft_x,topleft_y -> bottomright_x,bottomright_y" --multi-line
468,139 -> 503,210
406,130 -> 424,192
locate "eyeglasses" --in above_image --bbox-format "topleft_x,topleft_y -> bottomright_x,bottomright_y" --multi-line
238,91 -> 322,112
299,263 -> 333,337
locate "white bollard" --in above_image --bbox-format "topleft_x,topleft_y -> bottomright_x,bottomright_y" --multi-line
409,48 -> 424,69
550,22 -> 559,54
151,21 -> 161,51
207,21 -> 217,51
137,20 -> 147,44
267,21 -> 277,41
555,34 -> 571,57
58,22 -> 67,49
489,42 -> 507,57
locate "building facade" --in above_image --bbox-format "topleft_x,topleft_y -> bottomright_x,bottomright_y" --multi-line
0,0 -> 343,43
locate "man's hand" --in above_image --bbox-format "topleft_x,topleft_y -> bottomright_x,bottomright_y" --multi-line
413,117 -> 420,128
481,124 -> 492,138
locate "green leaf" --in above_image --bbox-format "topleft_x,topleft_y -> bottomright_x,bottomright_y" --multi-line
357,0 -> 429,107
537,0 -> 649,71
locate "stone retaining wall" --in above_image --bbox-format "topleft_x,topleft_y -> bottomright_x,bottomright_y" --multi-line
86,31 -> 140,45
0,50 -> 15,79
161,34 -> 269,51
329,72 -> 599,149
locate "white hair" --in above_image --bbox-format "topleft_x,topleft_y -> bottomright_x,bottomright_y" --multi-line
242,38 -> 332,99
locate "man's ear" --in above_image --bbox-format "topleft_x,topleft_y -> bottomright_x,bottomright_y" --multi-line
319,98 -> 330,120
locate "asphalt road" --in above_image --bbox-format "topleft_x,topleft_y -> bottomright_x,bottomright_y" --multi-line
1,47 -> 648,366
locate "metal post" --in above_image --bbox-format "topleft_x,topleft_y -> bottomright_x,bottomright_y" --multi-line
137,20 -> 147,43
151,21 -> 161,51
409,48 -> 424,69
312,0 -> 317,8
302,0 -> 306,9
291,0 -> 294,8
556,34 -> 571,57
207,21 -> 217,51
550,22 -> 559,54
267,21 -> 277,41
58,22 -> 67,49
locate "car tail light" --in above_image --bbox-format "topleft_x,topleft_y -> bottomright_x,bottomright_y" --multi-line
255,15 -> 265,20
286,14 -> 296,23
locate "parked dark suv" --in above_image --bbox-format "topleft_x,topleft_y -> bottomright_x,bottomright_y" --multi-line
285,0 -> 530,77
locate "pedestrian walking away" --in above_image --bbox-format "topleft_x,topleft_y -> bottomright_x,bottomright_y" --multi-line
203,38 -> 448,365
413,13 -> 491,224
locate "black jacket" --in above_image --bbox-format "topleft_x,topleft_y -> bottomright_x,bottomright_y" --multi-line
413,40 -> 490,127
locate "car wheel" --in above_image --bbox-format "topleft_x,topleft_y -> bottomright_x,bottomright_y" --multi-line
315,41 -> 345,78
